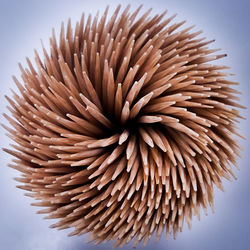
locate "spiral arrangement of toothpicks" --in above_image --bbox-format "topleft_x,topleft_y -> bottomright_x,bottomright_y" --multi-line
3,4 -> 245,248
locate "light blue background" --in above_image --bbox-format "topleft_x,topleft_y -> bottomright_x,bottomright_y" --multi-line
0,0 -> 249,249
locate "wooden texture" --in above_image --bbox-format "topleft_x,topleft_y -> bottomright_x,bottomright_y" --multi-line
3,4 -> 245,248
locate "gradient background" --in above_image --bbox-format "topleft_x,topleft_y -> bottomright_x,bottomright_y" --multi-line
0,0 -> 249,249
